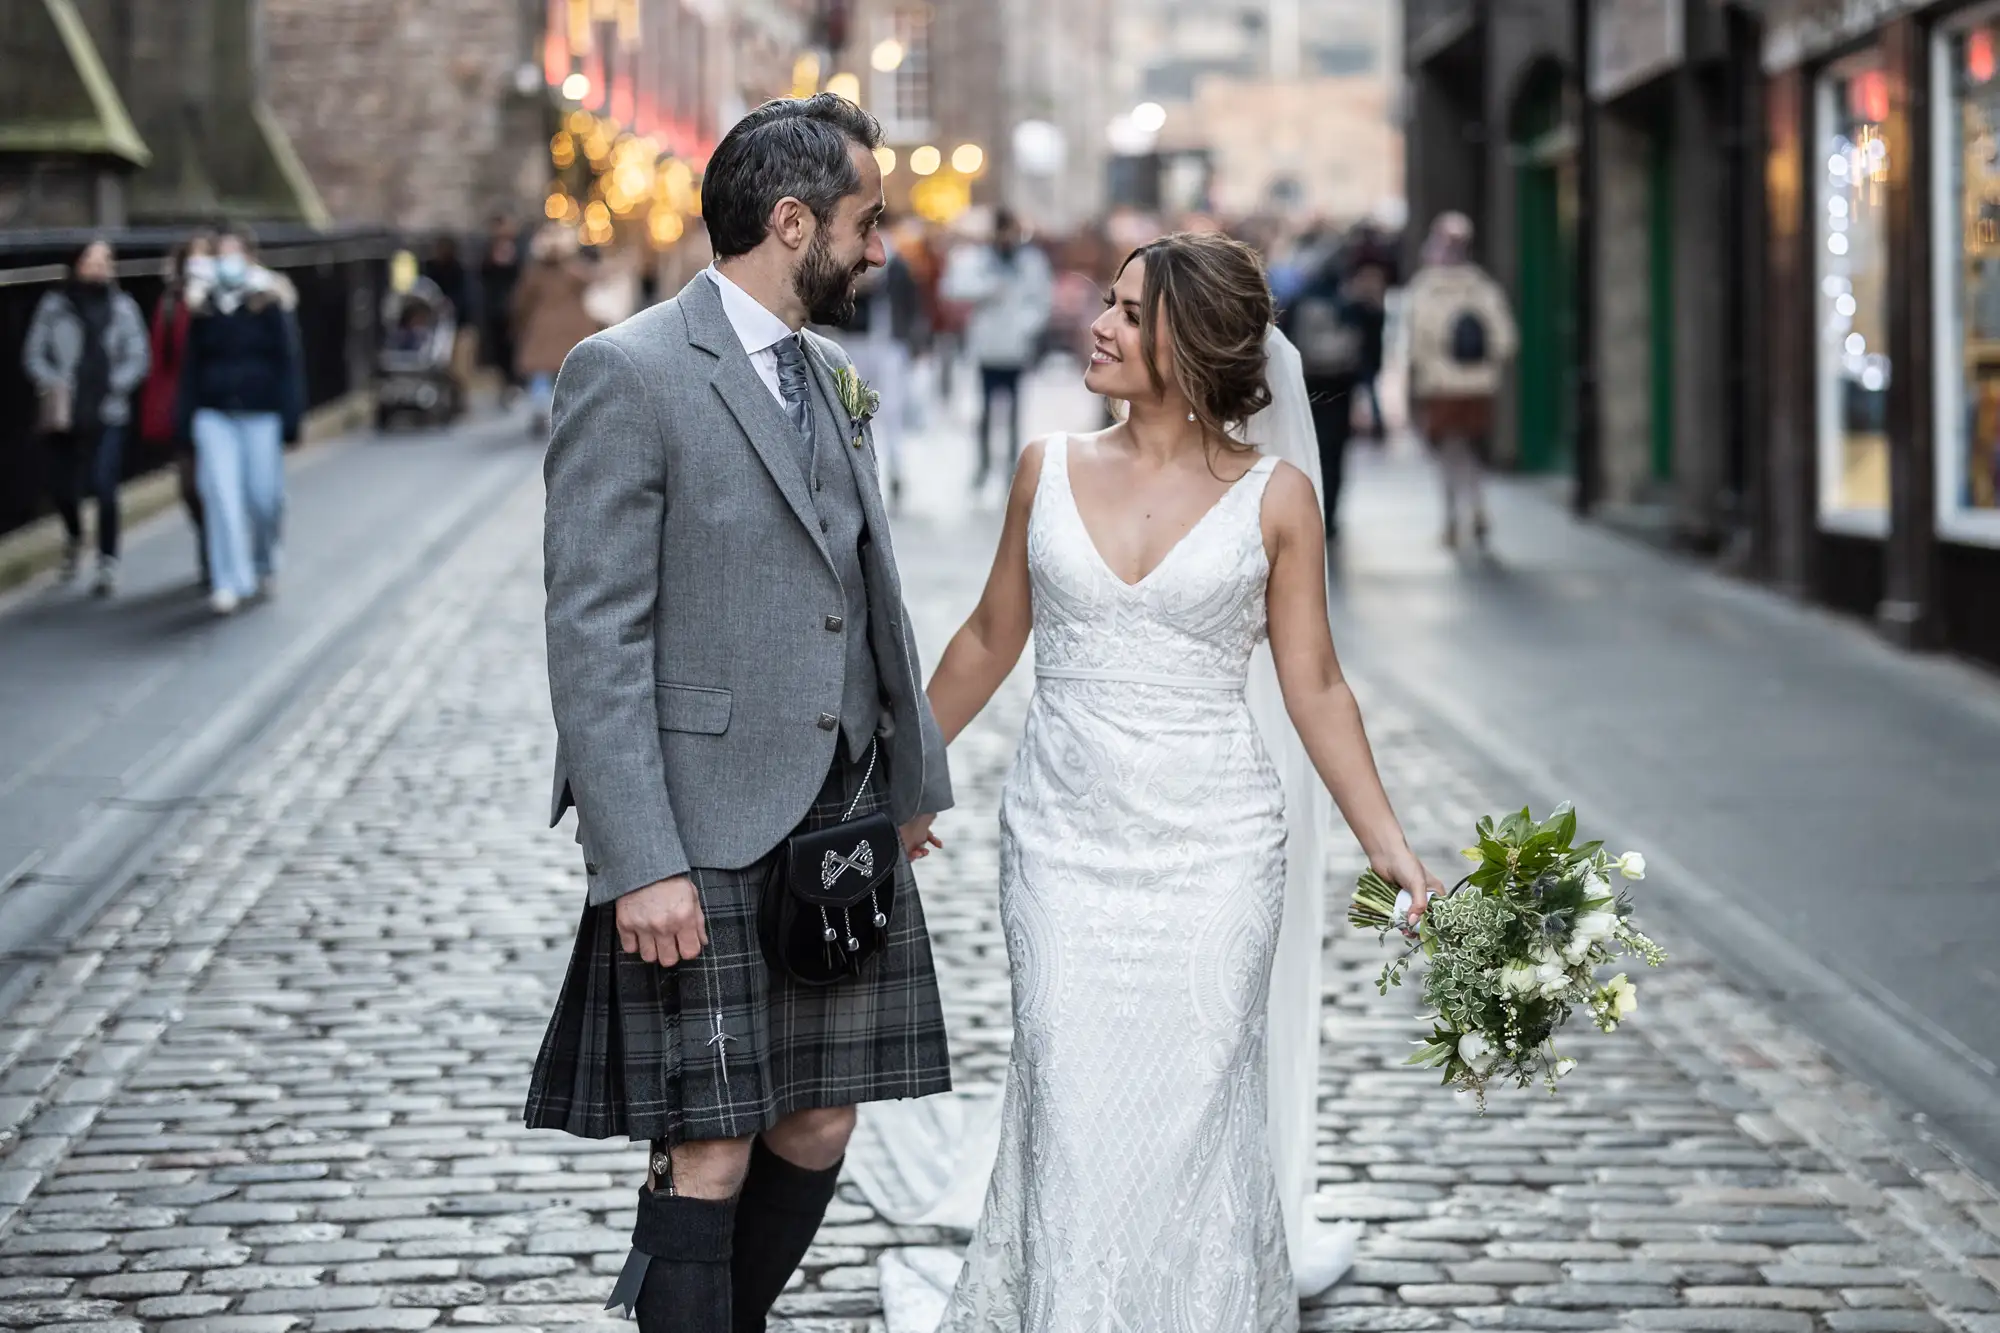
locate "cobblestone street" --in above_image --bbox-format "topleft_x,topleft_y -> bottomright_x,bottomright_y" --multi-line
0,387 -> 1998,1333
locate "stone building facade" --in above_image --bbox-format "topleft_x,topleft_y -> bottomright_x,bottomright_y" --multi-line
260,0 -> 547,231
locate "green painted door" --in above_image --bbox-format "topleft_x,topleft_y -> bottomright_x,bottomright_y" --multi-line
1647,125 -> 1676,483
1512,70 -> 1576,474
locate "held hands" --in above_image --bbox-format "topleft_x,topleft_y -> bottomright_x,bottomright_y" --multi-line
901,814 -> 943,861
1373,846 -> 1446,926
615,875 -> 709,967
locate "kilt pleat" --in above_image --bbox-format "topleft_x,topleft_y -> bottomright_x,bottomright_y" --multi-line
524,747 -> 951,1144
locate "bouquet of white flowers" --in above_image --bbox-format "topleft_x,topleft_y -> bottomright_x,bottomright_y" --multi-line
1348,803 -> 1664,1106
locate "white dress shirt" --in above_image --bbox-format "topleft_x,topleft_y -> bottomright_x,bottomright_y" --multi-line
707,266 -> 797,406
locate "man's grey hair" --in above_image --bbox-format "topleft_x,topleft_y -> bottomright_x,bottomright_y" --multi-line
703,95 -> 883,259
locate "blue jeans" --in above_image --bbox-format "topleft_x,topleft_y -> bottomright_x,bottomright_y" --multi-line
529,372 -> 555,417
192,409 -> 285,599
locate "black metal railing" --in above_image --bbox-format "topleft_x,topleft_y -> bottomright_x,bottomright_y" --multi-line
0,226 -> 395,541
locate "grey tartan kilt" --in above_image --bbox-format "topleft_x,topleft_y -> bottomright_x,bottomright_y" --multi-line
523,746 -> 951,1144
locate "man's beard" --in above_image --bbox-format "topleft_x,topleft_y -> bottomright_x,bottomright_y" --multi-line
795,229 -> 863,326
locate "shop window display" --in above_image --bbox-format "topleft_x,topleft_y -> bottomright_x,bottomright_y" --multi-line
1816,53 -> 1893,532
1936,10 -> 2000,543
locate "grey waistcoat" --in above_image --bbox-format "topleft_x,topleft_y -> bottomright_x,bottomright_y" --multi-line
799,347 -> 883,760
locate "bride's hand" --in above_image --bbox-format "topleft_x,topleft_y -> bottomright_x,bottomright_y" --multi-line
1373,847 -> 1445,925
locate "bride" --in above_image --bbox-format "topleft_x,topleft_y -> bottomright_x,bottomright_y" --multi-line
915,231 -> 1444,1330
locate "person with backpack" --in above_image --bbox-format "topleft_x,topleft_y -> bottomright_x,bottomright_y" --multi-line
1406,212 -> 1517,549
1280,250 -> 1373,540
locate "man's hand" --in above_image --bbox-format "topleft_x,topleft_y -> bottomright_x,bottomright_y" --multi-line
900,814 -> 942,862
615,875 -> 708,967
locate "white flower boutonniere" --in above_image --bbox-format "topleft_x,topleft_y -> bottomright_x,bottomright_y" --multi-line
831,365 -> 881,447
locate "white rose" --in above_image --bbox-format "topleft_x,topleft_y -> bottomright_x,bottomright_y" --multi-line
1607,972 -> 1639,1018
1573,911 -> 1619,944
1535,960 -> 1569,995
1499,962 -> 1539,994
1618,852 -> 1647,881
1457,1032 -> 1489,1067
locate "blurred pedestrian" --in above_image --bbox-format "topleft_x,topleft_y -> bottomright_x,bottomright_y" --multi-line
1279,251 -> 1371,541
139,234 -> 216,586
1340,223 -> 1397,441
22,238 -> 151,596
178,225 -> 305,615
422,236 -> 480,407
830,228 -> 921,508
479,215 -> 524,404
512,227 -> 601,436
1405,212 -> 1517,550
941,209 -> 1053,488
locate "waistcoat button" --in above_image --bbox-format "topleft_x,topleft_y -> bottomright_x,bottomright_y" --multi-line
824,614 -> 844,632
817,713 -> 839,731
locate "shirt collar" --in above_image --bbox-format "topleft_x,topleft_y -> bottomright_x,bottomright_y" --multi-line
706,266 -> 796,358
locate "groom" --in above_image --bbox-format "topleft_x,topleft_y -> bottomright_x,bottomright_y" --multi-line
526,95 -> 954,1332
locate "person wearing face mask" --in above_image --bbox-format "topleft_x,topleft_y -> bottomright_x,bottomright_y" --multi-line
140,234 -> 217,585
22,238 -> 152,596
177,224 -> 306,616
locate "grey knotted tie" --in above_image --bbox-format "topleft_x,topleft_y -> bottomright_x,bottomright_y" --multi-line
771,334 -> 816,472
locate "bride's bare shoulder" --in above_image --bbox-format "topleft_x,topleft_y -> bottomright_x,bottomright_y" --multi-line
1260,459 -> 1324,538
1004,435 -> 1058,515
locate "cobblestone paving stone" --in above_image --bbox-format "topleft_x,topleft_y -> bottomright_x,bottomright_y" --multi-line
0,465 -> 1995,1333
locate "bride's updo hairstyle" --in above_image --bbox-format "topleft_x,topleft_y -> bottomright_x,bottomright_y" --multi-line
1118,231 -> 1275,444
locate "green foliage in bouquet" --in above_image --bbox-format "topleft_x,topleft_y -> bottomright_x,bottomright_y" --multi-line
1348,804 -> 1665,1107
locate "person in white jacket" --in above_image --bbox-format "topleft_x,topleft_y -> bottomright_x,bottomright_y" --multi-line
940,210 -> 1053,489
1404,212 -> 1518,549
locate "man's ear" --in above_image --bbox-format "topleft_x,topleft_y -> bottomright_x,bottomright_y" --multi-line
770,197 -> 813,252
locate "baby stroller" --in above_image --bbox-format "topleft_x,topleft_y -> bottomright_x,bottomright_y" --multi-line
375,277 -> 464,431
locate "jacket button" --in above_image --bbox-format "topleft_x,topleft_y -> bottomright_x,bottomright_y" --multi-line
817,713 -> 839,731
820,518 -> 830,533
824,614 -> 844,632
585,863 -> 599,875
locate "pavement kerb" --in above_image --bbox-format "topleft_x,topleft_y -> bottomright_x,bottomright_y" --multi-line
0,391 -> 374,597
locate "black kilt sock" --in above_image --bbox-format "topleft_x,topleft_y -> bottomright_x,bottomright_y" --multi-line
730,1138 -> 842,1333
609,1186 -> 734,1332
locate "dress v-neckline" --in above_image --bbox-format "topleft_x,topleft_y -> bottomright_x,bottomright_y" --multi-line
1056,435 -> 1271,591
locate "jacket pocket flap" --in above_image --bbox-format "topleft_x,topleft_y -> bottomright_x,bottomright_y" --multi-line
655,683 -> 732,735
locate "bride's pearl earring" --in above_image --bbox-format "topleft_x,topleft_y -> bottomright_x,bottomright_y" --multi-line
1186,412 -> 1197,423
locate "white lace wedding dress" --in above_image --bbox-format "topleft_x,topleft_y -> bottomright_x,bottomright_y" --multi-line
937,435 -> 1297,1332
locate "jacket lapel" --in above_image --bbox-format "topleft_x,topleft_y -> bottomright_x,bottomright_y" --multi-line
681,275 -> 832,567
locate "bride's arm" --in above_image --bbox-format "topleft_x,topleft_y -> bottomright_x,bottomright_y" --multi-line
926,439 -> 1044,745
1262,463 -> 1443,918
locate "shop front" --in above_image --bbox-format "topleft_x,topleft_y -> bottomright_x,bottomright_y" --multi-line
1932,4 -> 2000,658
1765,0 -> 2000,666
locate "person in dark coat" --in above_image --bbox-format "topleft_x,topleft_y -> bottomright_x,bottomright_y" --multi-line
178,225 -> 306,615
478,215 -> 524,401
1279,253 -> 1374,541
22,238 -> 151,595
